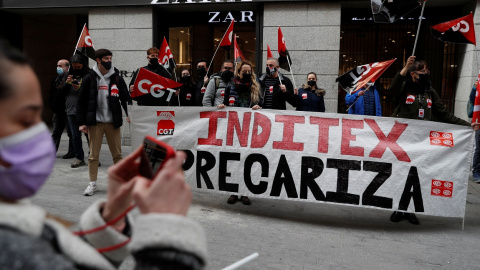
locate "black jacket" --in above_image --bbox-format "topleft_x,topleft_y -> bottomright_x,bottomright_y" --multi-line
77,68 -> 132,129
49,74 -> 68,115
258,72 -> 296,110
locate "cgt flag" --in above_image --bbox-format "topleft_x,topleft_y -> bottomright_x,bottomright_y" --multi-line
431,13 -> 476,45
267,44 -> 273,58
472,70 -> 480,123
159,37 -> 176,75
336,59 -> 396,94
278,27 -> 292,72
219,20 -> 235,48
234,36 -> 245,63
131,68 -> 182,102
75,24 -> 95,60
371,0 -> 422,23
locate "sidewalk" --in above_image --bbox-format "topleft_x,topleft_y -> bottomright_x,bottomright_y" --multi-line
34,133 -> 480,270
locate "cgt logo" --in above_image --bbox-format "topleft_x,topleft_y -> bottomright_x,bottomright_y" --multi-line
157,111 -> 175,135
137,79 -> 174,99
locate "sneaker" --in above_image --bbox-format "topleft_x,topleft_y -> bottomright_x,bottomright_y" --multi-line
227,195 -> 238,204
62,152 -> 75,159
71,159 -> 86,168
240,196 -> 251,205
390,211 -> 403,222
83,182 -> 97,196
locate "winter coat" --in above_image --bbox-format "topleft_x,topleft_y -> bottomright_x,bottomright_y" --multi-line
345,87 -> 382,116
389,72 -> 469,126
258,72 -> 296,110
170,83 -> 195,106
223,79 -> 263,108
129,64 -> 173,106
49,74 -> 68,115
295,86 -> 325,112
0,199 -> 207,270
193,78 -> 206,106
203,74 -> 230,107
77,68 -> 131,129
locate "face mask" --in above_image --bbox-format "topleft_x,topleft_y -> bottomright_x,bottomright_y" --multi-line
417,73 -> 431,89
197,67 -> 207,77
242,73 -> 252,83
307,80 -> 316,87
149,57 -> 159,66
221,70 -> 234,82
182,75 -> 191,82
101,60 -> 112,70
266,67 -> 277,76
57,67 -> 64,75
0,123 -> 56,201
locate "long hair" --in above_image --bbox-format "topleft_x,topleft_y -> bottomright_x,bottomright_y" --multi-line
303,72 -> 325,97
234,60 -> 261,104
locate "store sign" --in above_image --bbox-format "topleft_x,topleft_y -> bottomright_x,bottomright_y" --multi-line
208,11 -> 254,23
152,0 -> 253,4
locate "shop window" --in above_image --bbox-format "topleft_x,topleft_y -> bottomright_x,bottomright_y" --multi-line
169,27 -> 193,80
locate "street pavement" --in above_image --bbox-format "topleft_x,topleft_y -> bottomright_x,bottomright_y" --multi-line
33,134 -> 480,270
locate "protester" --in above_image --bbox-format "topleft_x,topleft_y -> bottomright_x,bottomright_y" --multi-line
77,49 -> 132,196
0,42 -> 207,270
258,57 -> 296,110
295,72 -> 326,112
193,58 -> 209,106
389,55 -> 478,225
64,54 -> 89,168
218,60 -> 262,205
170,68 -> 195,106
50,58 -> 74,158
345,82 -> 382,116
202,60 -> 234,107
129,47 -> 172,106
468,81 -> 480,183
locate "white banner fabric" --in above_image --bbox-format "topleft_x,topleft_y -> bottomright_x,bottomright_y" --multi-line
129,105 -> 474,218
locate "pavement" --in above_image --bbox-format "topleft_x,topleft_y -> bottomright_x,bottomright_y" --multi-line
33,133 -> 480,270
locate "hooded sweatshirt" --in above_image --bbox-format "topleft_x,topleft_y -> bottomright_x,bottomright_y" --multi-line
93,64 -> 115,123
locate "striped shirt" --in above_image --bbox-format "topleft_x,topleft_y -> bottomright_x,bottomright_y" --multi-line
263,77 -> 278,109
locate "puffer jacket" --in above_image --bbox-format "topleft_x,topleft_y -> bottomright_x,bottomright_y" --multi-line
389,72 -> 469,126
77,68 -> 132,129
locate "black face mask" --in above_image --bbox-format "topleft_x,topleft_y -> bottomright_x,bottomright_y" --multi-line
417,73 -> 431,89
197,67 -> 207,77
242,73 -> 252,83
221,70 -> 234,82
101,60 -> 112,70
149,57 -> 159,66
307,80 -> 316,87
266,67 -> 277,76
181,75 -> 191,82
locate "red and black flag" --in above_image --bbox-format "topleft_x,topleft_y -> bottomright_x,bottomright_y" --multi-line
131,68 -> 182,102
219,20 -> 235,49
472,70 -> 480,123
75,24 -> 95,60
431,13 -> 476,45
159,37 -> 176,75
278,27 -> 292,72
336,59 -> 396,94
234,36 -> 245,63
267,44 -> 273,58
371,0 -> 422,23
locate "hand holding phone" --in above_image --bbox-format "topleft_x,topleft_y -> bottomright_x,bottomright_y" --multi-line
139,136 -> 176,179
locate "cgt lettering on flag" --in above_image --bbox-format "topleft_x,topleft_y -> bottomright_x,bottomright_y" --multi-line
430,13 -> 476,45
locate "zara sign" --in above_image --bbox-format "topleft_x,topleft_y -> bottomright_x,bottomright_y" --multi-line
208,11 -> 254,23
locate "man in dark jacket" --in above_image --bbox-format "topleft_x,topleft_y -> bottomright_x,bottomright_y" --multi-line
193,58 -> 209,106
129,47 -> 173,106
50,59 -> 74,158
77,49 -> 132,196
258,57 -> 296,110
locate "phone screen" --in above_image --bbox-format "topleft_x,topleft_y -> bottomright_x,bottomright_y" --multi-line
140,136 -> 175,179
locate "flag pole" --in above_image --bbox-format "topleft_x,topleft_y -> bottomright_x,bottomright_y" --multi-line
73,23 -> 87,56
412,1 -> 426,56
286,55 -> 297,89
345,83 -> 373,113
207,21 -> 233,77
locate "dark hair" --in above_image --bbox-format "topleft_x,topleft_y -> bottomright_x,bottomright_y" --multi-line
196,58 -> 207,66
407,60 -> 428,75
147,47 -> 159,55
70,54 -> 90,75
222,60 -> 234,67
0,41 -> 30,101
95,49 -> 112,60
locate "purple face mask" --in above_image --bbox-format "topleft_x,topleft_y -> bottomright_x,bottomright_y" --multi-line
0,123 -> 55,201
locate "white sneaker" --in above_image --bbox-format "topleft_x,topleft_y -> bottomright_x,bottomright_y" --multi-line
83,182 -> 97,196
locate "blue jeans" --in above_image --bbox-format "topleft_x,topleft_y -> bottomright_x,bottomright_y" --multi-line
473,130 -> 480,181
67,115 -> 84,161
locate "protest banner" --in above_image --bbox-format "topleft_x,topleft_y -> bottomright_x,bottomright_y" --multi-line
129,106 -> 474,218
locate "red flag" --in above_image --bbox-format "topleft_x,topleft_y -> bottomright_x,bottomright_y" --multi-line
75,24 -> 95,60
336,59 -> 396,94
278,27 -> 287,56
234,36 -> 245,63
159,37 -> 176,74
472,70 -> 480,123
131,68 -> 182,100
431,13 -> 476,45
267,44 -> 273,58
219,20 -> 234,48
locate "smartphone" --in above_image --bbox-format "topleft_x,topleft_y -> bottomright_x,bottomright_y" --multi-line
139,135 -> 176,179
72,80 -> 79,85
